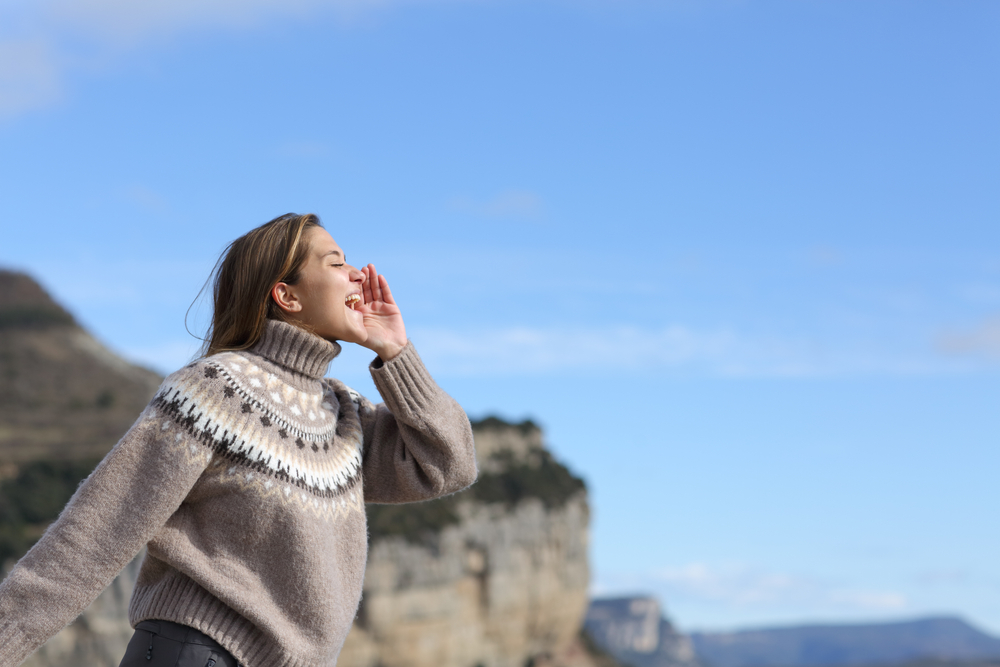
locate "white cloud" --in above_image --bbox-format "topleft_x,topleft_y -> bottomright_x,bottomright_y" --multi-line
122,339 -> 203,375
412,324 -> 738,375
125,184 -> 170,212
409,324 -> 971,378
594,563 -> 909,625
937,317 -> 1000,361
448,190 -> 545,220
0,39 -> 61,118
0,0 -> 465,119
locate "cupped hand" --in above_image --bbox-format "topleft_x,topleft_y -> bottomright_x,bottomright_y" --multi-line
358,264 -> 407,361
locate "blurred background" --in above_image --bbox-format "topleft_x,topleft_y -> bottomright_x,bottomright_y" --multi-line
1,1 -> 998,666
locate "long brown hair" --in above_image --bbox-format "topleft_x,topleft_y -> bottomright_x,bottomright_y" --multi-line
202,213 -> 322,356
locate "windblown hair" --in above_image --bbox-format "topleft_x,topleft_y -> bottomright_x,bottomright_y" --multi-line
203,213 -> 322,356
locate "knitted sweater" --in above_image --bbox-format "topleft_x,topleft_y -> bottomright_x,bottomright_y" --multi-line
0,320 -> 477,667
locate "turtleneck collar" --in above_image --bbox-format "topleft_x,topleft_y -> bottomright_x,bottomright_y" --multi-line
247,319 -> 341,380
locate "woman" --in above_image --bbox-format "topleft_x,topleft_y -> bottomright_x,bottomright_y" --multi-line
0,214 -> 478,667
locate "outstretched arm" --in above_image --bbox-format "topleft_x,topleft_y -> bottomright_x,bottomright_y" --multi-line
0,401 -> 211,666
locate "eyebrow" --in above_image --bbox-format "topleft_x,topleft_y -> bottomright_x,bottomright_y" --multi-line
321,249 -> 346,262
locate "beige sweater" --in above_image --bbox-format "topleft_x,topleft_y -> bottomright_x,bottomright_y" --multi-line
0,320 -> 477,667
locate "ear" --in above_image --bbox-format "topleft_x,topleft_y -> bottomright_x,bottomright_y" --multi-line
271,282 -> 302,313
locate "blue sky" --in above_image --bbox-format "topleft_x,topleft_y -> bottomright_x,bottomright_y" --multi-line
2,0 -> 999,633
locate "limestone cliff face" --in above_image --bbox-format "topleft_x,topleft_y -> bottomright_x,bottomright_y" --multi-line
339,418 -> 592,667
584,597 -> 699,667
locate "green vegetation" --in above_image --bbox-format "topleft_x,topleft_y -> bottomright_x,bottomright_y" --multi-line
471,415 -> 539,436
0,459 -> 99,565
367,494 -> 463,545
367,421 -> 587,545
0,304 -> 74,330
472,448 -> 585,510
96,389 -> 116,409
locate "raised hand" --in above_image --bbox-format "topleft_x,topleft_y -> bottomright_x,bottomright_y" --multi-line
358,264 -> 407,361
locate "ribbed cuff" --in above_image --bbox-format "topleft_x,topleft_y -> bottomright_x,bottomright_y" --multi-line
369,342 -> 439,420
0,621 -> 33,666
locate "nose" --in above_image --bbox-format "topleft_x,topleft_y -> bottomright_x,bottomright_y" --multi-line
349,265 -> 365,284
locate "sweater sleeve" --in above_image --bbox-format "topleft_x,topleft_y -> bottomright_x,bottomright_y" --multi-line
0,375 -> 212,667
357,342 -> 477,504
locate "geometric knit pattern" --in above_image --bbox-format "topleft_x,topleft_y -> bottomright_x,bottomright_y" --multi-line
151,353 -> 366,519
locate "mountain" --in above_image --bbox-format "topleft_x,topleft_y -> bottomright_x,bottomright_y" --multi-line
0,270 -> 162,566
0,269 -> 161,465
690,618 -> 1000,667
585,597 -> 700,667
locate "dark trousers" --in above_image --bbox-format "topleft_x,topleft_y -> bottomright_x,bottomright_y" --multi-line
118,620 -> 240,667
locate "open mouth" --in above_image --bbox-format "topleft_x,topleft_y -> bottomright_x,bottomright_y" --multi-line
345,294 -> 362,310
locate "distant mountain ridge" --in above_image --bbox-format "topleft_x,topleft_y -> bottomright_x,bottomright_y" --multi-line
691,617 -> 1000,667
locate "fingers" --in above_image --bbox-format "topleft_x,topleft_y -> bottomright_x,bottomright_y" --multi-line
366,264 -> 383,304
378,274 -> 395,305
362,265 -> 374,305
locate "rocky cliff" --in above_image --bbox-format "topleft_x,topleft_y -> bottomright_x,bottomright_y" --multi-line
585,597 -> 700,667
340,417 -> 592,667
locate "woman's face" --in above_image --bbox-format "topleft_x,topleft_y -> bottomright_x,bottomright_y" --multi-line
279,227 -> 367,343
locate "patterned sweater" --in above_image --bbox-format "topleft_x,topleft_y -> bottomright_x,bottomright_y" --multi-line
0,320 -> 477,667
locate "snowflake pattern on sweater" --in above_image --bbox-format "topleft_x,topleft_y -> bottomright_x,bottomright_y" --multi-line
150,353 -> 366,519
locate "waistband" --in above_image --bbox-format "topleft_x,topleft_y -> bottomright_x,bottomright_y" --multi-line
135,619 -> 227,648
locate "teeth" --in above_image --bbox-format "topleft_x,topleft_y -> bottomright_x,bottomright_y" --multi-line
345,294 -> 361,310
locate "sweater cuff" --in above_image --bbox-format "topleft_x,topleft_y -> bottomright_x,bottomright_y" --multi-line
0,621 -> 33,666
369,342 -> 438,419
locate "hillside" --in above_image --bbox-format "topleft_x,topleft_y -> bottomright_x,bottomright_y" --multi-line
690,617 -> 1000,667
0,270 -> 163,565
0,270 -> 161,465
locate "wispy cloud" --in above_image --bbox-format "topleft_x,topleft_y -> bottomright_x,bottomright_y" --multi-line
594,563 -> 908,624
0,0 -> 464,120
410,324 -> 973,378
447,190 -> 545,220
937,317 -> 1000,361
122,339 -> 203,375
125,184 -> 170,212
0,38 -> 61,119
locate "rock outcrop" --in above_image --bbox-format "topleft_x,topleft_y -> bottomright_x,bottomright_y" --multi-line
585,597 -> 700,667
339,417 -> 592,667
